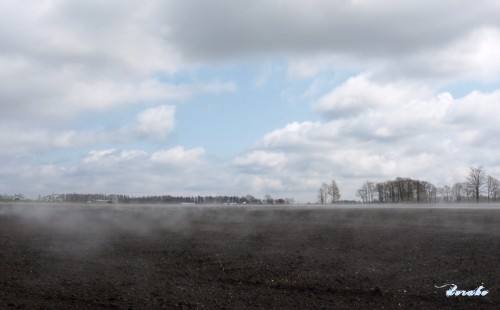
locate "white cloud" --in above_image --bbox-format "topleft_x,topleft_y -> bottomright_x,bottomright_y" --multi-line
151,146 -> 205,166
234,151 -> 287,170
83,149 -> 147,165
75,146 -> 213,195
0,55 -> 210,122
0,124 -> 103,156
314,75 -> 430,118
258,122 -> 323,150
379,27 -> 500,81
0,106 -> 177,157
0,1 -> 242,123
1,145 -> 213,197
132,105 -> 176,139
233,79 -> 500,201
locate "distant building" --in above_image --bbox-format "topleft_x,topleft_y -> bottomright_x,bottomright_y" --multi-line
44,194 -> 62,202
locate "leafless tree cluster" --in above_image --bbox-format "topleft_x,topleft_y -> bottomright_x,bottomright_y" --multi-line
356,166 -> 500,204
356,181 -> 376,203
372,178 -> 437,203
438,166 -> 500,203
317,180 -> 341,204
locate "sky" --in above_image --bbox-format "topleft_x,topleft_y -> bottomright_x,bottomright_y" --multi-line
2,0 -> 500,202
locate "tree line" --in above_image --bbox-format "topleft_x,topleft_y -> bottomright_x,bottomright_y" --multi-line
357,178 -> 437,203
48,193 -> 293,205
356,166 -> 500,203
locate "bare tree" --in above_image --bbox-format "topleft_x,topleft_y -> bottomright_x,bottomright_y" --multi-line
318,182 -> 329,204
438,185 -> 452,203
425,182 -> 438,203
328,180 -> 341,203
467,166 -> 487,202
357,181 -> 376,203
356,182 -> 368,203
317,187 -> 326,204
366,181 -> 376,202
487,175 -> 500,202
465,183 -> 475,202
451,182 -> 466,203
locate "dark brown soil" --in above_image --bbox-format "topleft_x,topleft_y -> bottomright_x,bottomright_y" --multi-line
1,203 -> 499,309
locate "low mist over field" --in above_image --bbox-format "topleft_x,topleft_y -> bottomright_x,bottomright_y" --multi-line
1,203 -> 499,308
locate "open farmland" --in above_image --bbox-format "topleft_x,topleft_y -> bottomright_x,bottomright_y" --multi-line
0,203 -> 499,309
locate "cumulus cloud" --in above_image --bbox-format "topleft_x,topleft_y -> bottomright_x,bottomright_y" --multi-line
0,105 -> 177,157
0,1 -> 239,123
83,149 -> 147,165
0,0 -> 177,75
378,27 -> 500,81
0,124 -> 105,156
151,146 -> 205,166
314,75 -> 430,118
0,57 -> 226,122
2,145 -> 215,197
131,105 -> 176,139
232,77 -> 500,200
234,151 -> 287,171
